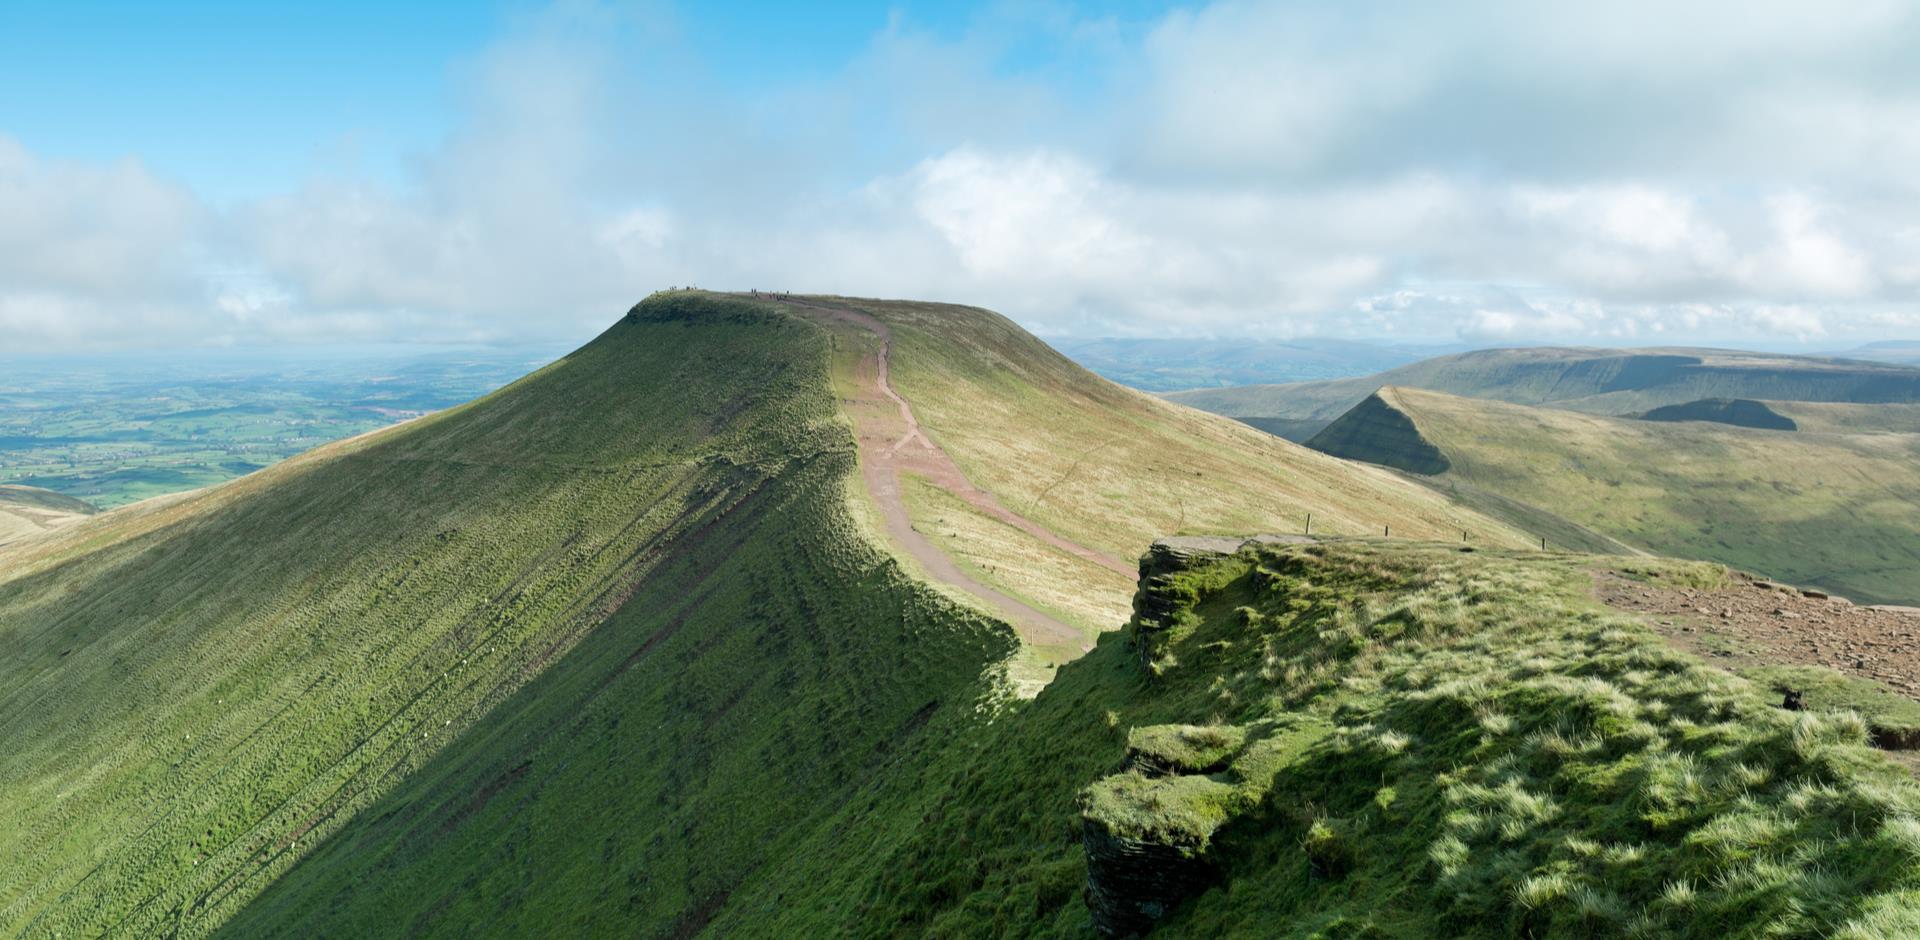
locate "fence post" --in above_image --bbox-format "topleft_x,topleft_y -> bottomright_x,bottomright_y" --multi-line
1305,512 -> 1312,536
1540,536 -> 1547,551
1384,524 -> 1390,538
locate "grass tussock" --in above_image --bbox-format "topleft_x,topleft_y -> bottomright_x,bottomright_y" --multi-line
715,540 -> 1920,938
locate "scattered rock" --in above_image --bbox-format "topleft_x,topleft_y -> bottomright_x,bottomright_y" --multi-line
1802,589 -> 1831,600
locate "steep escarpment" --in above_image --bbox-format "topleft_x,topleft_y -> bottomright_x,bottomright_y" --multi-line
1641,398 -> 1797,430
1304,389 -> 1451,475
1,293 -> 1013,938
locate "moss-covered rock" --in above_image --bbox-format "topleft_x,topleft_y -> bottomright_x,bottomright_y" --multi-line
1126,724 -> 1248,775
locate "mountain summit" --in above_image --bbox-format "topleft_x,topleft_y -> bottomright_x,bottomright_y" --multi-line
1,292 -> 1519,937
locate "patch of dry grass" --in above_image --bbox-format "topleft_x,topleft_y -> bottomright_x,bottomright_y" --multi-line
1381,386 -> 1920,604
838,297 -> 1528,562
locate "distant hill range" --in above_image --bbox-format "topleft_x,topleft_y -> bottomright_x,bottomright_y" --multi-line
1307,386 -> 1920,605
1168,346 -> 1920,440
1836,340 -> 1920,366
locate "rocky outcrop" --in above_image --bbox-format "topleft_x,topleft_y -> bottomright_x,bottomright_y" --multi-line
1129,536 -> 1311,668
1084,725 -> 1251,935
1093,537 -> 1325,936
1082,815 -> 1219,937
1128,538 -> 1233,669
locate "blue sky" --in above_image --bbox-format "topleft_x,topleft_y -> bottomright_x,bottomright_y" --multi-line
3,0 -> 1918,351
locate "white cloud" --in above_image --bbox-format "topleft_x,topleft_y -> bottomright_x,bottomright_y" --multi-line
1744,193 -> 1875,298
6,1 -> 1920,351
0,139 -> 206,297
1751,304 -> 1828,339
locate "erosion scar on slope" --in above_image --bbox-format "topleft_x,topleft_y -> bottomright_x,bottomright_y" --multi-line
767,295 -> 1129,653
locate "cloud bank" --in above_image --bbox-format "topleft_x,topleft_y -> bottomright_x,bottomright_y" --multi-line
5,0 -> 1920,350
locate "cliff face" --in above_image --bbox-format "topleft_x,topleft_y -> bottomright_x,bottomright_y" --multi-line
1304,390 -> 1451,475
1090,536 -> 1323,936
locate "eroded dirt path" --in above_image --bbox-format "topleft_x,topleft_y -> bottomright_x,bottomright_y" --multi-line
1596,569 -> 1920,695
757,294 -> 1129,653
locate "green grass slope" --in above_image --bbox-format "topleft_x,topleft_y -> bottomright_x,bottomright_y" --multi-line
816,298 -> 1526,645
0,289 -> 1520,939
704,540 -> 1920,938
1766,401 -> 1920,434
1323,387 -> 1920,605
0,483 -> 95,546
19,290 -> 1911,939
1170,346 -> 1920,441
0,293 -> 1012,938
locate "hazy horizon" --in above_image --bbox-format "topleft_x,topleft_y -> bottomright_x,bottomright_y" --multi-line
7,1 -> 1920,352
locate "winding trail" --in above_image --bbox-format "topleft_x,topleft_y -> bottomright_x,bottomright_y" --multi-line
749,294 -> 1130,653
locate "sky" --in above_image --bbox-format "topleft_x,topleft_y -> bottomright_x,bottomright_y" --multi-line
4,0 -> 1920,352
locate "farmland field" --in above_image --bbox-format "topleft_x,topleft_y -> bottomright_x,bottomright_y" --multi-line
0,347 -> 565,508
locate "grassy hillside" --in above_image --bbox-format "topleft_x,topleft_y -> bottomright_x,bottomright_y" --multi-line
1304,392 -> 1452,475
0,290 -> 1526,938
0,293 -> 1013,938
1170,346 -> 1920,441
819,297 -> 1526,651
1766,401 -> 1920,434
1312,386 -> 1920,605
0,483 -> 94,546
13,290 -> 1916,938
706,540 -> 1920,938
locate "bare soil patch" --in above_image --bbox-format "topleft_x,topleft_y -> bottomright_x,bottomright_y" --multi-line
1596,569 -> 1920,696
